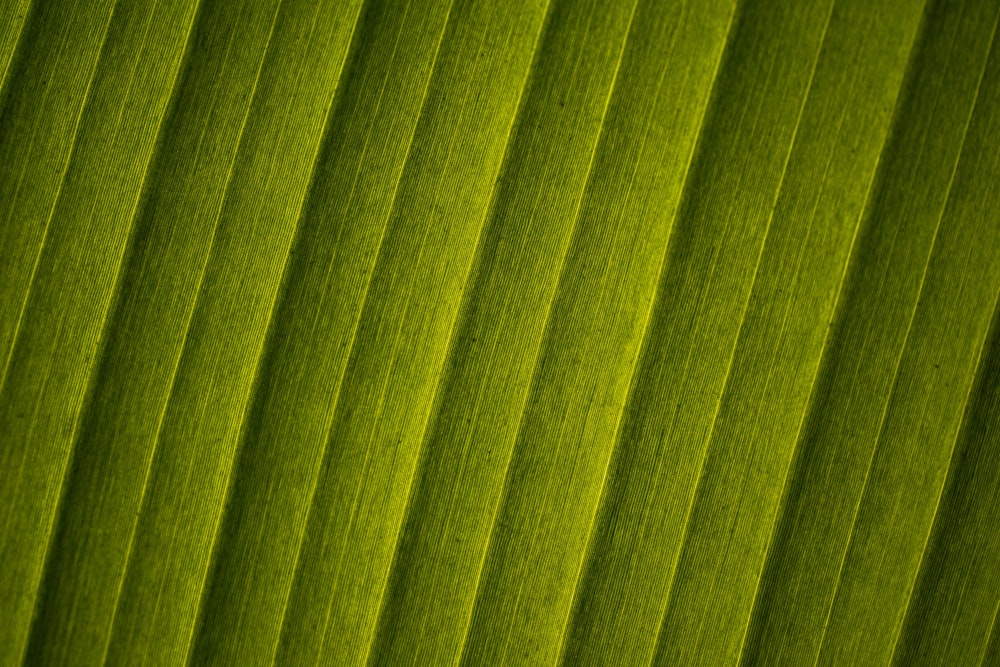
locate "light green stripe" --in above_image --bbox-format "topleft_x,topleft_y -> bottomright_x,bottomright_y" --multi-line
188,1 -> 458,663
368,0 -> 639,663
817,16 -> 1000,663
273,1 -> 550,664
98,1 -> 367,664
562,0 -> 838,662
893,300 -> 1000,664
18,1 -> 287,664
459,1 -> 737,664
743,0 -> 1000,663
0,0 -> 31,94
651,0 -> 926,664
0,0 -> 184,662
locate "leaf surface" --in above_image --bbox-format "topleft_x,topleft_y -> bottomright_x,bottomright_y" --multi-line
1,1 -> 998,665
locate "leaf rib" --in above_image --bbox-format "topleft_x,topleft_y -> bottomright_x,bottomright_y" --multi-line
813,11 -> 996,662
98,1 -> 284,660
399,0 -> 620,639
0,0 -> 114,397
268,0 -> 460,659
650,3 -> 838,653
184,2 -> 463,661
552,3 -> 743,659
365,2 -> 643,662
345,7 -> 556,665
452,2 -> 640,661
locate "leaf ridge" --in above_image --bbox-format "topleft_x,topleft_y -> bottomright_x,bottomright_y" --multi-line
280,1 -> 466,662
349,5 -> 555,664
88,2 -> 291,663
981,602 -> 1000,666
730,3 -> 935,661
187,2 -> 371,661
183,9 -> 374,653
551,3 -> 744,660
183,0 -> 442,660
0,0 -> 35,103
574,4 -> 810,658
408,0 -> 637,658
452,0 -> 642,662
0,0 -> 115,399
811,9 -> 997,663
648,4 -> 839,658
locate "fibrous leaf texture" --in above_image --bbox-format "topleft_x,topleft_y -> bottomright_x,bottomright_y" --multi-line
1,0 -> 998,665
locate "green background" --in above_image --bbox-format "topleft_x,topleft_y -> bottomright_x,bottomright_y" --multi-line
1,0 -> 998,664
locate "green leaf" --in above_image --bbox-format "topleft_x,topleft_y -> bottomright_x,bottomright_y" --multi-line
1,0 -> 998,665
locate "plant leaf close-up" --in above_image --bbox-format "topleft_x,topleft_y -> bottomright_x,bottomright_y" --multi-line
1,0 -> 999,665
